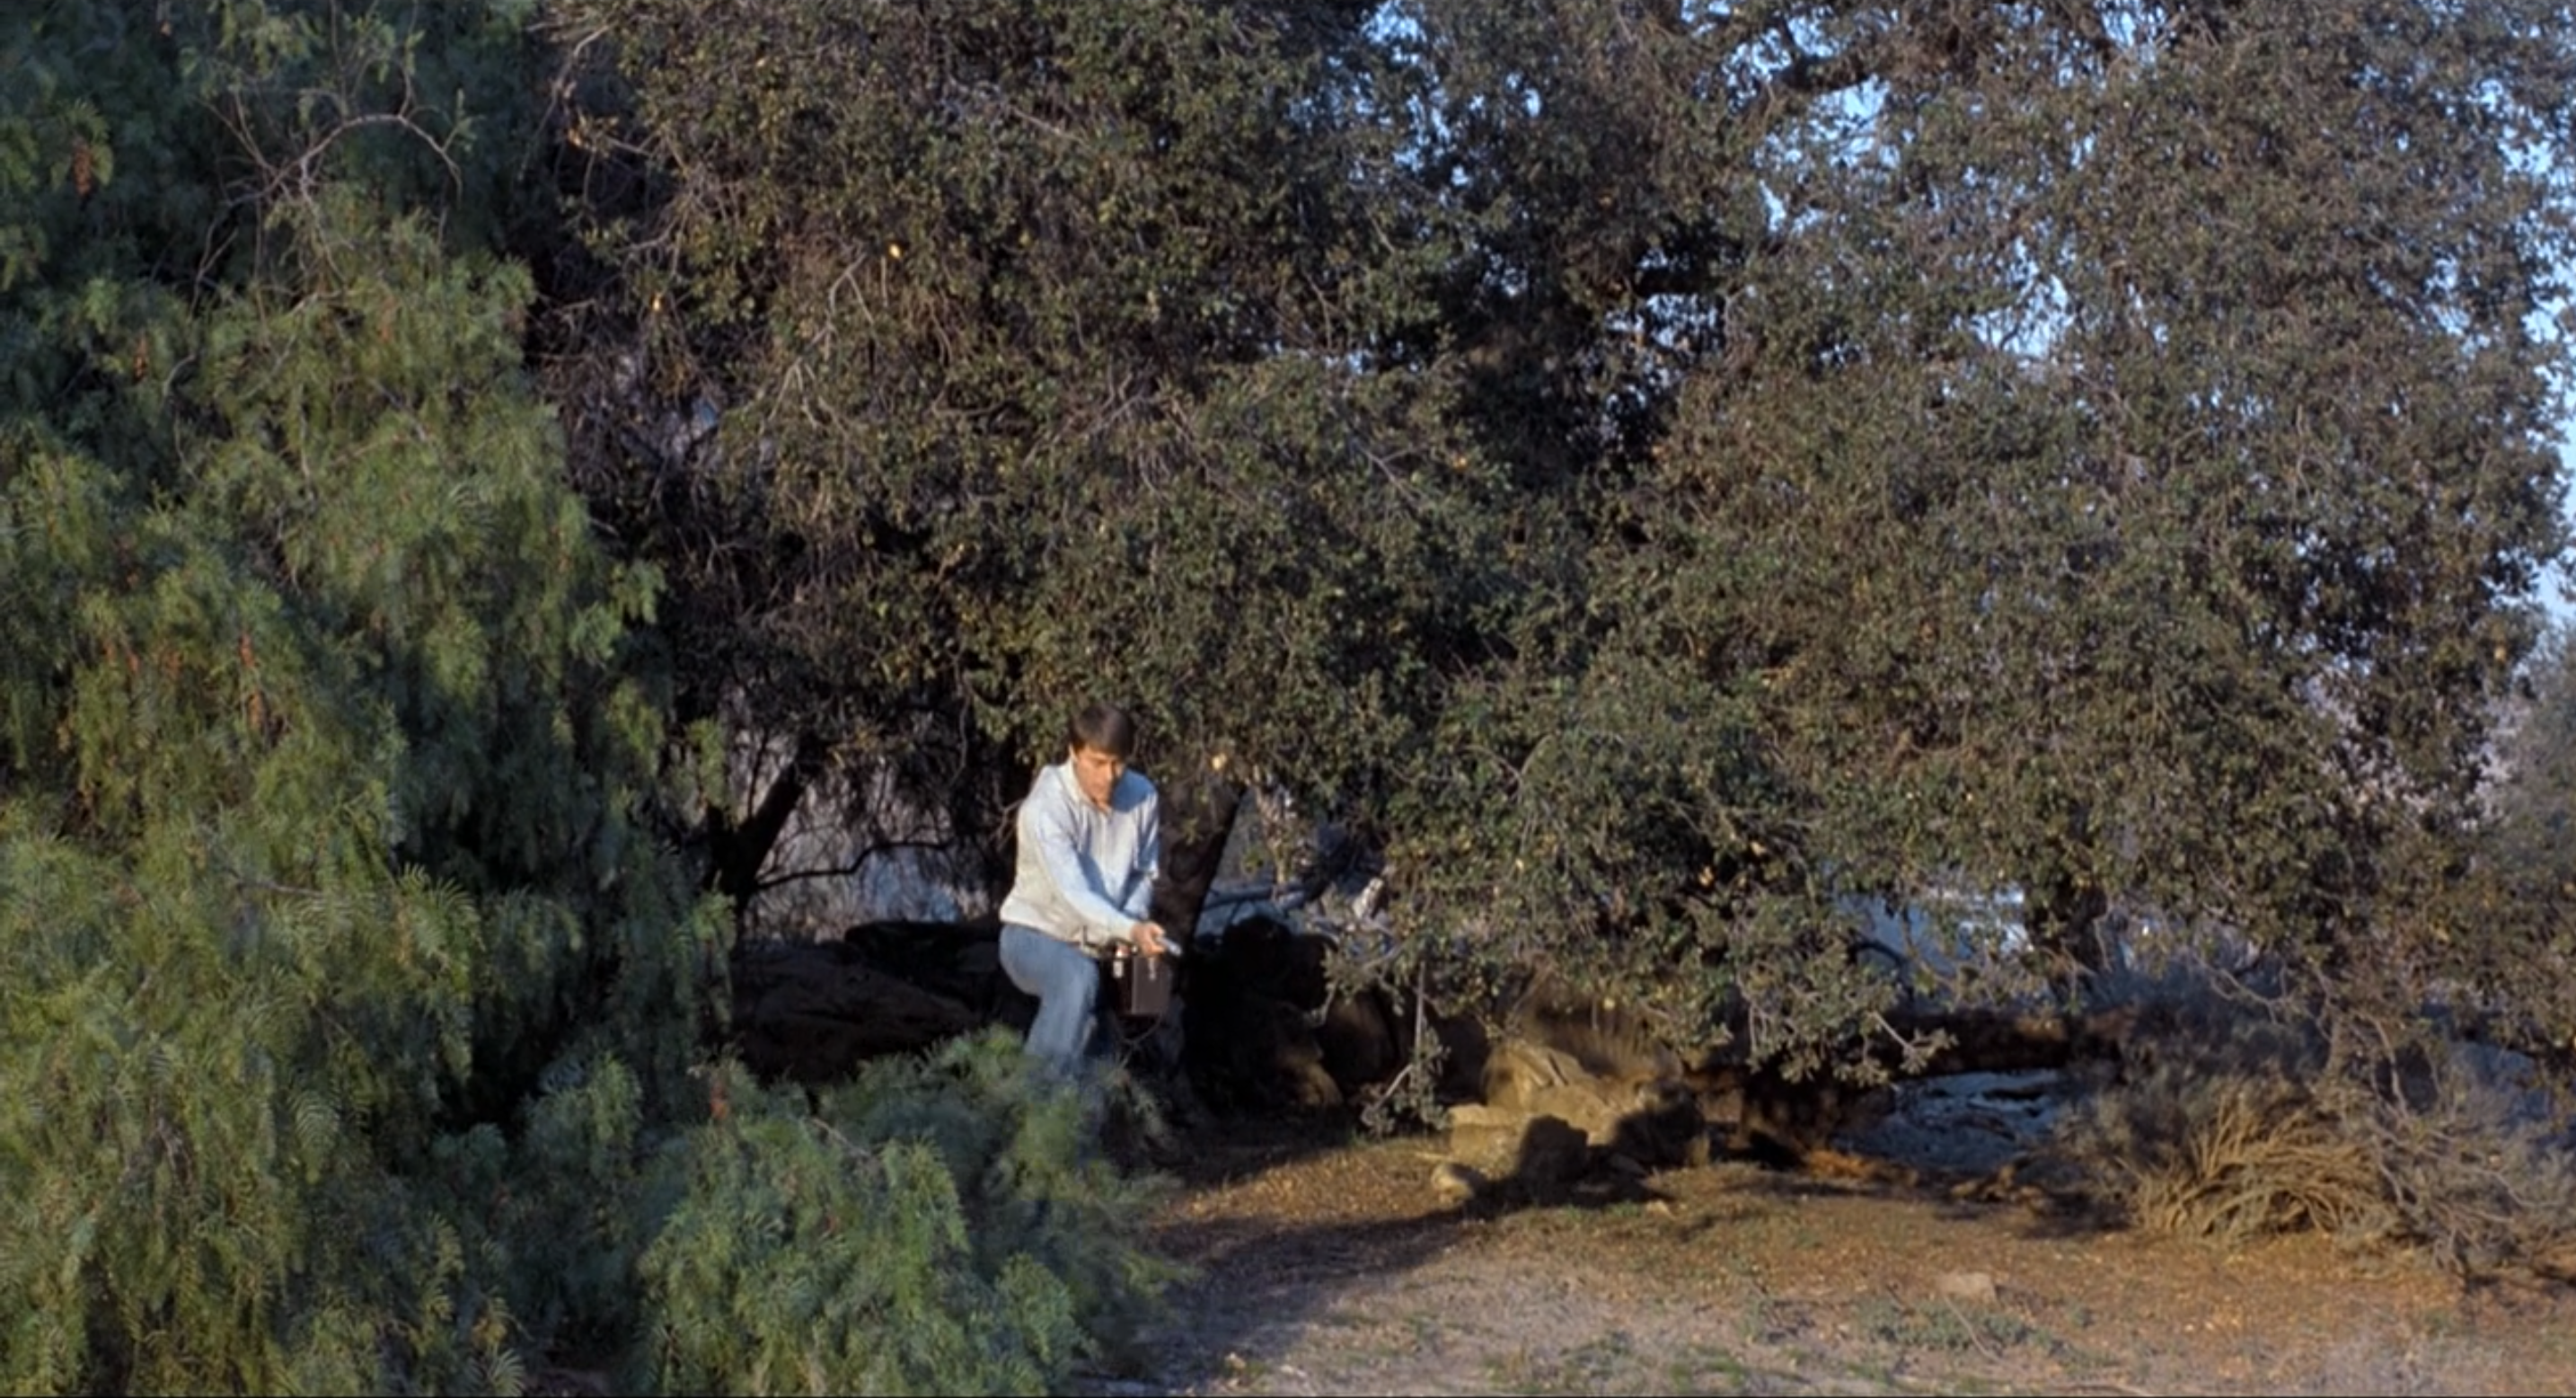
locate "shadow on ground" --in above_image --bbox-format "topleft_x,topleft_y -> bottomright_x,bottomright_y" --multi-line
1080,1071 -> 2163,1395
1087,1106 -> 1905,1395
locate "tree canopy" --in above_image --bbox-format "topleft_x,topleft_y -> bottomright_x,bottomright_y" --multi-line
535,0 -> 1509,911
543,0 -> 2576,1057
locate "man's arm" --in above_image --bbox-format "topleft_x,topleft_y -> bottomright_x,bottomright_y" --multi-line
1119,789 -> 1162,924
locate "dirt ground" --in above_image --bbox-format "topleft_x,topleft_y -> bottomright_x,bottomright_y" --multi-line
1089,1096 -> 2576,1397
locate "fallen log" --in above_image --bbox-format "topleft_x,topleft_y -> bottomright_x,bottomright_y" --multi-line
1491,974 -> 2164,1167
729,938 -> 984,1084
1872,1002 -> 2152,1078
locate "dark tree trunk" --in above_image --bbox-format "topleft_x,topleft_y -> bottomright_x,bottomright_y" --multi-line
706,731 -> 829,916
1151,768 -> 1242,951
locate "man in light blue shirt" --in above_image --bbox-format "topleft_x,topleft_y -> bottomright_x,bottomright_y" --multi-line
998,702 -> 1169,1075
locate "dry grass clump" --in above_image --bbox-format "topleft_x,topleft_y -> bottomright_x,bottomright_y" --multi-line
2050,1013 -> 2397,1246
2120,1066 -> 2392,1243
2043,991 -> 2576,1277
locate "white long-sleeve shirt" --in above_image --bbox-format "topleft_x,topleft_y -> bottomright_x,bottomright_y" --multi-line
997,760 -> 1160,951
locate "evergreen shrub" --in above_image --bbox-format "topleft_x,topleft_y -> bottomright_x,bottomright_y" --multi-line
640,1031 -> 1182,1396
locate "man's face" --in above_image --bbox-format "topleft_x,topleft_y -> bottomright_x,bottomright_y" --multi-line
1070,743 -> 1125,810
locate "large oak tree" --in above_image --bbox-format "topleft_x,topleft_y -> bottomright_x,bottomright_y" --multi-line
542,0 -> 2576,1068
540,0 -> 1500,916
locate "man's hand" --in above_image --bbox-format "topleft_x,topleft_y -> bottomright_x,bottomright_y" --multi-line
1128,920 -> 1170,957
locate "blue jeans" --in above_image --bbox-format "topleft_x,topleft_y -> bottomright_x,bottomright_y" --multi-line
998,924 -> 1106,1075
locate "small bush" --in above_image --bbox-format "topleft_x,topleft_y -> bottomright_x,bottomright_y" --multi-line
2083,1042 -> 2394,1244
2342,1040 -> 2576,1278
428,1050 -> 670,1377
2046,993 -> 2576,1276
639,1031 -> 1183,1395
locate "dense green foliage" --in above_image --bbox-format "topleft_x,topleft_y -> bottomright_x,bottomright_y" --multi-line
0,4 -> 706,1388
1,3 -> 1166,1391
642,1034 -> 1178,1396
538,0 -> 1497,902
2460,624 -> 2576,1050
5,0 -> 2576,1387
541,0 -> 2576,1069
1381,0 -> 2576,1067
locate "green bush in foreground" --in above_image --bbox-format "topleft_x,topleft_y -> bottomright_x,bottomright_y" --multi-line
4,10 -> 1172,1391
641,1032 -> 1182,1396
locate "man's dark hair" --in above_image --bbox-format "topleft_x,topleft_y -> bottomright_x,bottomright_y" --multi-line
1067,702 -> 1139,760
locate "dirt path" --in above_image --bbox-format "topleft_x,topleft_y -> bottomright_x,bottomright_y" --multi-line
1093,1116 -> 2576,1396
